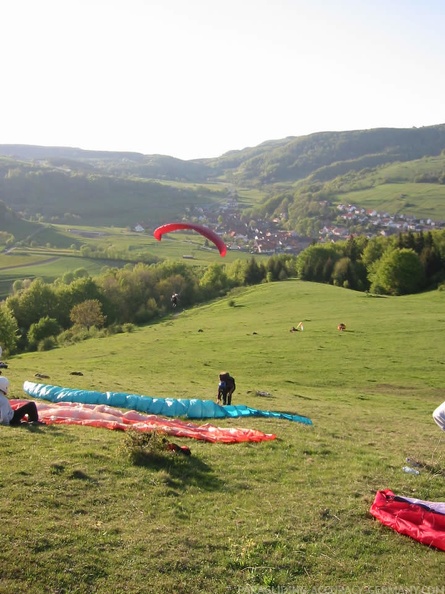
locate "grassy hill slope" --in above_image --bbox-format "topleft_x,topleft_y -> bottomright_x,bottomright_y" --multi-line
313,153 -> 445,220
3,280 -> 445,592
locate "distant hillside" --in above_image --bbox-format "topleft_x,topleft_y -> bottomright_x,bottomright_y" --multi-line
206,125 -> 445,184
1,124 -> 445,227
0,145 -> 146,162
0,157 -> 225,227
0,200 -> 44,242
3,125 -> 445,184
0,145 -> 213,182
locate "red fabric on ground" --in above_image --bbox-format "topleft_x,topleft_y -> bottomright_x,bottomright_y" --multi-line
370,489 -> 445,551
10,400 -> 276,443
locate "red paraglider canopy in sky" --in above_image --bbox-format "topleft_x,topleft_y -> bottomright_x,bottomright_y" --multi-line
153,222 -> 227,257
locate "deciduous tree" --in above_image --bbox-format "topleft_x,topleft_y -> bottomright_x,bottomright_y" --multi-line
0,304 -> 19,354
70,299 -> 106,331
369,248 -> 425,295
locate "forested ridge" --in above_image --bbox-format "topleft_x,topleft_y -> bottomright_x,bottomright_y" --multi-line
1,124 -> 445,228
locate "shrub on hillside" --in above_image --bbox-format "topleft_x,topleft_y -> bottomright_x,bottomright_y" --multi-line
121,431 -> 187,467
57,326 -> 91,346
27,316 -> 61,351
37,336 -> 57,351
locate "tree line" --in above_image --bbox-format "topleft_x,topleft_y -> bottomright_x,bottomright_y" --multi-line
0,255 -> 296,355
297,229 -> 445,294
0,229 -> 444,356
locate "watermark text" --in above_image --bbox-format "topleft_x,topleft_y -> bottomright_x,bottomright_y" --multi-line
237,587 -> 445,594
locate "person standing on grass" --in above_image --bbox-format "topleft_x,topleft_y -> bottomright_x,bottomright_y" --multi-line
0,376 -> 44,426
217,372 -> 236,405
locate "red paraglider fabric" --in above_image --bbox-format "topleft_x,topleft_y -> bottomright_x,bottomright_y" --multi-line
153,222 -> 227,256
370,489 -> 445,551
9,400 -> 275,443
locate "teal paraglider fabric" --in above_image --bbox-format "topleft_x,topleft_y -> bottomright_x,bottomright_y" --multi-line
22,382 -> 312,425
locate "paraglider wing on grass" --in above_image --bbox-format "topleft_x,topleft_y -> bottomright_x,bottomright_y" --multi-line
370,489 -> 445,551
23,381 -> 312,425
153,222 -> 227,257
10,399 -> 275,443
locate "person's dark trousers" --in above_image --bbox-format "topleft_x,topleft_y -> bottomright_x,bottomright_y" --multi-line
10,402 -> 39,425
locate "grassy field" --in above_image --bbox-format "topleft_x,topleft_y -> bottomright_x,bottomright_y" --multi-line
0,225 -> 270,297
0,252 -> 54,269
0,254 -> 119,299
2,280 -> 445,593
48,225 -> 264,264
375,155 -> 445,183
335,182 -> 445,220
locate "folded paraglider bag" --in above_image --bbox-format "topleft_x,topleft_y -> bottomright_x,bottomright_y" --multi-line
370,489 -> 445,551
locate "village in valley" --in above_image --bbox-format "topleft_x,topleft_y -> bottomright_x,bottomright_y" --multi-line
319,202 -> 445,240
137,194 -> 445,257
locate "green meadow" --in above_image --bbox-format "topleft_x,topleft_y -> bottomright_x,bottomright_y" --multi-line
335,182 -> 445,220
0,225 -> 270,297
0,254 -> 113,298
2,280 -> 445,593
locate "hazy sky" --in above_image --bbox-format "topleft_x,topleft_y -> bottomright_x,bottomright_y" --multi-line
2,0 -> 444,160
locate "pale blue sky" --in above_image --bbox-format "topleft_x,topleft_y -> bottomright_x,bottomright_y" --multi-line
2,0 -> 444,160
